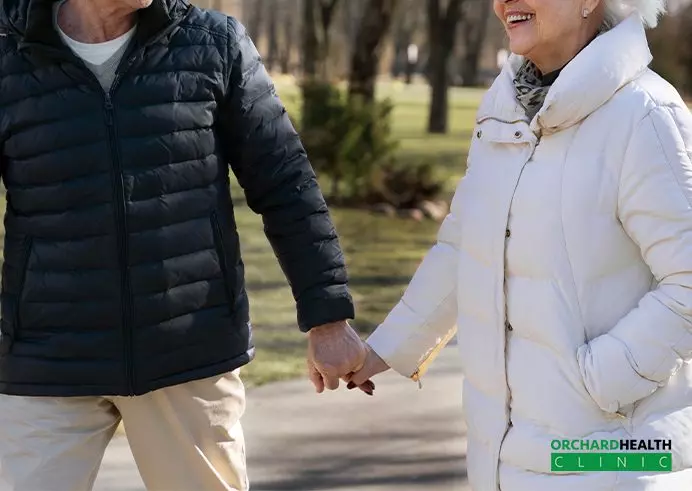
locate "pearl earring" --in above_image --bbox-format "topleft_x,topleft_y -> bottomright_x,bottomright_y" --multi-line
582,8 -> 590,18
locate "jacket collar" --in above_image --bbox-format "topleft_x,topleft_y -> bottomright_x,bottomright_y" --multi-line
2,0 -> 190,48
477,14 -> 652,134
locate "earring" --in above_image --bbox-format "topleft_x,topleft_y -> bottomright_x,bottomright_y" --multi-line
582,8 -> 590,18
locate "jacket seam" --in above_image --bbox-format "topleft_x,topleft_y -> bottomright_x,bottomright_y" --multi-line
648,106 -> 692,208
560,132 -> 586,332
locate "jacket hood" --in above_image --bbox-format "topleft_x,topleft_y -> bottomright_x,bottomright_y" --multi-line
477,14 -> 653,134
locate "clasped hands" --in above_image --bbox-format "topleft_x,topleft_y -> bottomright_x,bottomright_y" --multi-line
307,320 -> 389,395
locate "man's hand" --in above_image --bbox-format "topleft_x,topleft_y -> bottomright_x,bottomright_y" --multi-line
307,320 -> 367,393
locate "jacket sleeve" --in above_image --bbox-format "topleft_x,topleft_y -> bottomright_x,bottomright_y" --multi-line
217,18 -> 354,332
366,188 -> 462,378
577,104 -> 692,413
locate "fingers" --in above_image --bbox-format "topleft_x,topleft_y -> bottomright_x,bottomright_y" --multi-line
308,361 -> 325,393
347,379 -> 375,396
320,364 -> 340,391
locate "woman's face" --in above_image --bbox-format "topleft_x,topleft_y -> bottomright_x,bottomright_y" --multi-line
494,0 -> 602,72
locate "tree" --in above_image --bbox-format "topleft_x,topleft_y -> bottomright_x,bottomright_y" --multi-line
426,0 -> 465,134
460,0 -> 493,87
681,6 -> 692,95
277,0 -> 296,74
348,0 -> 399,103
266,0 -> 279,71
302,0 -> 342,80
243,0 -> 265,39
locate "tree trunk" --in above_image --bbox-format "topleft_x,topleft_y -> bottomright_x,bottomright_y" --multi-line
247,0 -> 265,40
348,0 -> 398,103
265,0 -> 279,71
426,0 -> 464,134
428,40 -> 448,133
302,0 -> 319,79
460,0 -> 492,86
317,0 -> 341,80
278,1 -> 294,74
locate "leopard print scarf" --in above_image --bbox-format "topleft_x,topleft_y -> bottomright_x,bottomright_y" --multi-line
513,61 -> 550,121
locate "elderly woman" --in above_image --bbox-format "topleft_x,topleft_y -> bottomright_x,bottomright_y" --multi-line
349,0 -> 692,489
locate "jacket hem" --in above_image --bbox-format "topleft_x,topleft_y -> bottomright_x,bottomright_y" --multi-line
0,349 -> 255,397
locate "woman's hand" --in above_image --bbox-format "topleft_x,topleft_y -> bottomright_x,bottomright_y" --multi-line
344,343 -> 391,393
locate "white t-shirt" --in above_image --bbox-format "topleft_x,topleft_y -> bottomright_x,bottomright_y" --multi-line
53,1 -> 136,90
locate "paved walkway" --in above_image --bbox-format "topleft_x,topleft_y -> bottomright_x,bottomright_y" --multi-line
94,346 -> 469,491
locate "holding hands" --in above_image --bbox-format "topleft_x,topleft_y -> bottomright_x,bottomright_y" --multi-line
307,321 -> 390,396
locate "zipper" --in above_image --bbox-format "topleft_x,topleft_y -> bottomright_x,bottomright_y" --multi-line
12,235 -> 34,344
476,116 -> 530,126
409,324 -> 458,389
493,134 -> 541,490
15,4 -> 193,395
210,211 -> 235,312
104,92 -> 135,395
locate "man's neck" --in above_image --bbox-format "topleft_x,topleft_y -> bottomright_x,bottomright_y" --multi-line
57,0 -> 138,43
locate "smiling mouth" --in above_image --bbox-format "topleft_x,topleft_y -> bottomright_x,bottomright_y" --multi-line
506,13 -> 535,26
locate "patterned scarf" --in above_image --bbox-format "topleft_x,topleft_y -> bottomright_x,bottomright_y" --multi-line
513,61 -> 553,121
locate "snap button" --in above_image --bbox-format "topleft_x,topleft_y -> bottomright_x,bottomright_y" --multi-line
505,228 -> 511,238
476,130 -> 482,139
506,322 -> 513,331
514,131 -> 522,139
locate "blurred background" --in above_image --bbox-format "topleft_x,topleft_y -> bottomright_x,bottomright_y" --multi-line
187,0 -> 692,388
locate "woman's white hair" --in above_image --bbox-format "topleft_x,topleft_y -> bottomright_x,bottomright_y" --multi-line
602,0 -> 667,28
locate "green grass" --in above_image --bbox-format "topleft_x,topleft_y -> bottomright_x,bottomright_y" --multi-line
0,81 -> 483,388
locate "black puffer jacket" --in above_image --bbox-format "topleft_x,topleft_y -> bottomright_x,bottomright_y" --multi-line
0,0 -> 354,396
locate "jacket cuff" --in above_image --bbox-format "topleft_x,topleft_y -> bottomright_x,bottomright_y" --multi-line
297,294 -> 355,332
366,322 -> 420,378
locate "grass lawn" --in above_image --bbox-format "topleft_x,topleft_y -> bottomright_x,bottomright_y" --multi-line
0,81 -> 483,389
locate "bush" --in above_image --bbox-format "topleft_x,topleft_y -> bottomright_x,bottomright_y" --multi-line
300,81 -> 399,203
366,158 -> 445,208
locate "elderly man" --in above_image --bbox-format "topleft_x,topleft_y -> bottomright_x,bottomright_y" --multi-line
0,0 -> 367,489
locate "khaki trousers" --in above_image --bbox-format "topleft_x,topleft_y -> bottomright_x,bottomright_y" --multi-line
0,370 -> 248,491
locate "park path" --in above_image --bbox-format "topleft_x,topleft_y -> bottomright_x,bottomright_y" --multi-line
94,345 -> 470,491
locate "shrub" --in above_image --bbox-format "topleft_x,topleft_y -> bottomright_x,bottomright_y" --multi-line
299,81 -> 399,203
366,158 -> 445,209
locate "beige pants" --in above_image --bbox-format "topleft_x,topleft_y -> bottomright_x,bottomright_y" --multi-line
0,371 -> 248,491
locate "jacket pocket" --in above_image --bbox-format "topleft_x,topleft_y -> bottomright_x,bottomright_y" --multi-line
210,212 -> 235,313
0,236 -> 33,354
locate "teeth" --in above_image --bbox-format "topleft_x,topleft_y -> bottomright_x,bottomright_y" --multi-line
507,14 -> 534,23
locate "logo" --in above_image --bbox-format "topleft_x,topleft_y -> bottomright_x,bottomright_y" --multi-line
550,439 -> 672,472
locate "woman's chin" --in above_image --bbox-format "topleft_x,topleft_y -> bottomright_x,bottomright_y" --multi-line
507,39 -> 536,57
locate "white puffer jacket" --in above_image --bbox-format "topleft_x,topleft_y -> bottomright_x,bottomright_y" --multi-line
367,14 -> 692,491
